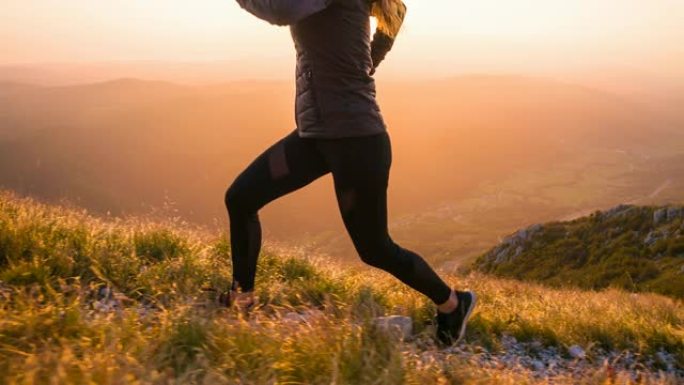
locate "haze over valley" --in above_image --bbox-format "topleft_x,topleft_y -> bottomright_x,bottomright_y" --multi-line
1,71 -> 683,268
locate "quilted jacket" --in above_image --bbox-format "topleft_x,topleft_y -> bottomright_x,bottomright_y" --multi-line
235,0 -> 405,138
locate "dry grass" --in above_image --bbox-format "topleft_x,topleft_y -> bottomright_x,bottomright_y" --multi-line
0,191 -> 682,384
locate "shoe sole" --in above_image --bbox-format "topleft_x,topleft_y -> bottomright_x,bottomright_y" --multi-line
455,291 -> 477,343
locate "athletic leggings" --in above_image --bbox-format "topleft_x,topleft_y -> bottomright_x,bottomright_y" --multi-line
224,128 -> 452,305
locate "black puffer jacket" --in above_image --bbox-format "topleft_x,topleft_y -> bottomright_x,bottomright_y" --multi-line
236,0 -> 405,138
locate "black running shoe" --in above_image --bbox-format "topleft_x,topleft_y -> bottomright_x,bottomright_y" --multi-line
435,290 -> 477,346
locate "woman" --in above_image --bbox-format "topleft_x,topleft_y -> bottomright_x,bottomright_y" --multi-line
226,0 -> 476,346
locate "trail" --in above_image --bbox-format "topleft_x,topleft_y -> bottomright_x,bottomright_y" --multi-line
628,178 -> 673,204
560,177 -> 673,221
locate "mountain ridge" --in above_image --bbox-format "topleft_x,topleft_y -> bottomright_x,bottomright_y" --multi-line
474,203 -> 684,298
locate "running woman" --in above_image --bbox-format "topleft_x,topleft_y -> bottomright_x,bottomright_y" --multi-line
226,0 -> 476,346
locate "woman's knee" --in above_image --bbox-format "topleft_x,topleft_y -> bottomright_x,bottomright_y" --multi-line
356,237 -> 397,268
225,182 -> 252,216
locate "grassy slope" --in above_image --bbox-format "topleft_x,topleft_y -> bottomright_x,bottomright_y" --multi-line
474,205 -> 684,299
0,191 -> 683,384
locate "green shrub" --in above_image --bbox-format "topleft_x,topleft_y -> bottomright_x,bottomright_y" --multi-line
133,228 -> 189,262
475,204 -> 684,298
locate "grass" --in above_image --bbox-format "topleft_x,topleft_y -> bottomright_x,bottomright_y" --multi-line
474,204 -> 684,298
0,190 -> 683,384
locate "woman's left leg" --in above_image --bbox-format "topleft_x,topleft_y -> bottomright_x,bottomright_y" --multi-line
318,131 -> 453,305
225,129 -> 330,296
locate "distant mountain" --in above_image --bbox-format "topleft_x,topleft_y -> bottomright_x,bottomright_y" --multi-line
474,204 -> 684,298
0,60 -> 293,86
1,75 -> 683,264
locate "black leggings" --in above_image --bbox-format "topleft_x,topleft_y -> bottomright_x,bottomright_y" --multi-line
224,128 -> 452,305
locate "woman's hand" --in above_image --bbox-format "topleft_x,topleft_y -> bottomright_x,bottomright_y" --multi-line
370,30 -> 394,73
369,1 -> 406,73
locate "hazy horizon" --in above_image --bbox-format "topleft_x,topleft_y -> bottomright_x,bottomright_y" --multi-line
3,0 -> 684,84
2,73 -> 683,267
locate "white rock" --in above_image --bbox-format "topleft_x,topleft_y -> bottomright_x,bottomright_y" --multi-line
500,334 -> 518,350
644,231 -> 659,245
532,360 -> 545,372
373,315 -> 413,340
655,350 -> 675,371
568,345 -> 586,359
667,207 -> 683,220
604,204 -> 633,219
529,340 -> 543,350
301,309 -> 325,322
282,310 -> 324,324
547,359 -> 557,371
283,311 -> 306,323
514,245 -> 524,257
494,248 -> 509,264
653,208 -> 667,225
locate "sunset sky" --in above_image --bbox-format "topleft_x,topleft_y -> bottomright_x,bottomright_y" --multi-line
2,0 -> 683,79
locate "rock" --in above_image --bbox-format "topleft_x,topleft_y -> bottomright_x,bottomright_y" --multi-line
91,285 -> 130,313
532,359 -> 545,372
653,208 -> 667,225
547,358 -> 558,371
282,309 -> 324,325
643,231 -> 660,245
97,286 -> 114,301
501,334 -> 518,347
655,350 -> 675,371
373,315 -> 412,340
512,224 -> 543,244
493,248 -> 509,264
0,280 -> 12,300
301,309 -> 325,321
485,224 -> 543,266
528,340 -> 543,351
283,311 -> 307,323
568,345 -> 586,359
514,245 -> 524,257
667,207 -> 684,220
604,204 -> 634,219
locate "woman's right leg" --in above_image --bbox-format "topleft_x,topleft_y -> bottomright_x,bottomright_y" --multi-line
224,129 -> 329,294
318,132 -> 454,306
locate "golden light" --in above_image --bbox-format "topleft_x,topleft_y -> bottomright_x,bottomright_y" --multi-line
1,0 -> 682,78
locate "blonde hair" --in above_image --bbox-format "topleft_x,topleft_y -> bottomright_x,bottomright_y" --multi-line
371,0 -> 406,38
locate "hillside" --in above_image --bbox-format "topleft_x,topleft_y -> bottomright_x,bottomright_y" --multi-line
0,191 -> 682,384
474,204 -> 684,298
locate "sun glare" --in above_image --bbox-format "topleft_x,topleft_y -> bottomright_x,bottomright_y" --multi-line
1,0 -> 682,77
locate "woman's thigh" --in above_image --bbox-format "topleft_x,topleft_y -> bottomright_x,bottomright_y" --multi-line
226,128 -> 331,213
320,132 -> 392,249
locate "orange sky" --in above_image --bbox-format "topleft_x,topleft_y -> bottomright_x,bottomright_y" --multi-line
2,0 -> 683,79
